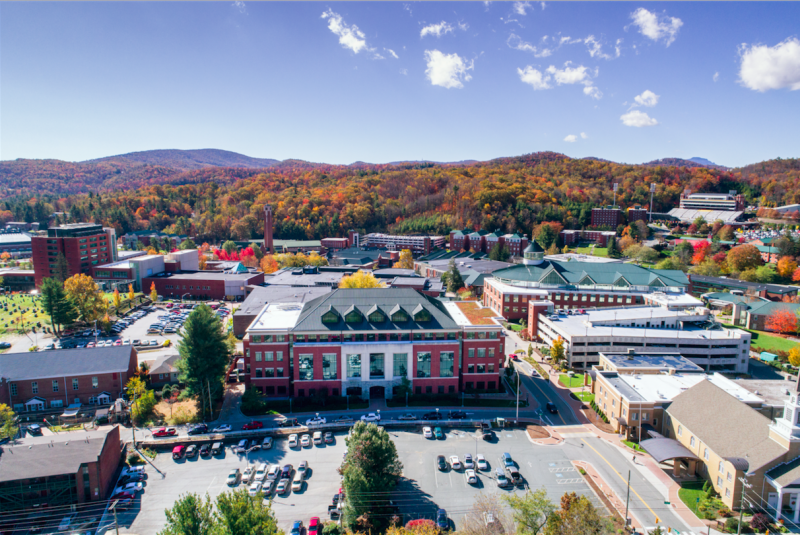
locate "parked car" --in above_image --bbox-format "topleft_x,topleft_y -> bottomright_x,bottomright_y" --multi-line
464,453 -> 474,469
291,471 -> 305,492
501,452 -> 514,468
281,464 -> 293,479
188,424 -> 208,435
278,418 -> 301,427
288,434 -> 298,447
437,455 -> 447,471
305,417 -> 327,426
308,517 -> 320,535
476,454 -> 488,471
423,412 -> 443,420
495,468 -> 510,487
397,413 -> 417,421
152,427 -> 177,437
422,427 -> 433,439
235,439 -> 249,453
262,478 -> 275,495
110,491 -> 136,501
118,473 -> 145,485
172,445 -> 186,459
121,465 -> 145,477
448,411 -> 467,420
465,469 -> 478,485
313,431 -> 323,445
113,482 -> 143,495
449,455 -> 462,470
276,478 -> 290,495
262,436 -> 273,449
212,424 -> 232,433
242,465 -> 255,484
200,444 -> 211,457
255,463 -> 268,482
324,432 -> 334,444
248,481 -> 263,496
267,465 -> 281,480
433,427 -> 444,440
227,468 -> 241,486
436,509 -> 449,530
290,521 -> 304,535
242,420 -> 263,430
211,442 -> 224,455
301,434 -> 311,447
333,415 -> 354,423
361,413 -> 381,422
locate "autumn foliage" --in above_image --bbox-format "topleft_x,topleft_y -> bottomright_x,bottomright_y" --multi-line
766,309 -> 799,335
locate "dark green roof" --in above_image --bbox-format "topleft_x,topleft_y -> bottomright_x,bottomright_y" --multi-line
747,301 -> 800,317
525,241 -> 544,253
492,260 -> 689,287
292,288 -> 459,332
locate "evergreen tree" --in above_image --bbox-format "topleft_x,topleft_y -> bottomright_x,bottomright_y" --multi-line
446,259 -> 465,293
488,243 -> 511,262
40,277 -> 78,337
606,236 -> 619,258
176,305 -> 231,421
53,253 -> 70,282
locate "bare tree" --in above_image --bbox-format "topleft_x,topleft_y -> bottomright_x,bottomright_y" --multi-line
461,494 -> 516,535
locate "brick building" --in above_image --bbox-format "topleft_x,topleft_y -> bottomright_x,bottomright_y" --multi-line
143,270 -> 264,301
0,346 -> 138,413
242,288 -> 504,399
448,229 -> 529,255
363,233 -> 446,255
559,229 -> 617,246
688,275 -> 799,301
627,206 -> 648,223
591,207 -> 623,228
32,224 -> 117,287
0,426 -> 122,513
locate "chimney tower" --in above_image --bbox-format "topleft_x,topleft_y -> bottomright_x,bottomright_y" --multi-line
264,204 -> 274,253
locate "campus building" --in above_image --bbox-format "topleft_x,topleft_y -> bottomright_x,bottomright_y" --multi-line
363,233 -> 446,255
679,191 -> 746,211
31,224 -> 116,287
242,288 -> 504,399
627,206 -> 648,223
689,275 -> 799,301
143,270 -> 264,301
591,207 -> 623,228
559,229 -> 617,247
448,229 -> 529,256
0,231 -> 32,257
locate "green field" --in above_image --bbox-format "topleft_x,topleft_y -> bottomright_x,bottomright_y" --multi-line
559,373 -> 591,388
573,392 -> 594,403
575,247 -> 609,257
678,481 -> 706,516
506,323 -> 523,332
0,294 -> 49,335
723,324 -> 800,353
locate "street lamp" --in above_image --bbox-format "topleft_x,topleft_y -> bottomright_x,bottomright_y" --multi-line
377,410 -> 380,421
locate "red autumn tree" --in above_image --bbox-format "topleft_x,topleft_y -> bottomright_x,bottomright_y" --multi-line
766,309 -> 798,335
727,244 -> 762,273
692,241 -> 712,265
712,252 -> 727,265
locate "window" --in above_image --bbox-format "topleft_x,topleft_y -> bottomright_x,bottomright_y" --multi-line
391,308 -> 409,322
393,354 -> 407,378
322,309 -> 339,324
416,352 -> 432,378
642,412 -> 648,421
623,409 -> 627,418
488,364 -> 494,373
73,379 -> 79,390
53,380 -> 59,392
677,425 -> 682,436
718,462 -> 724,475
468,364 -> 474,373
727,472 -> 732,482
477,348 -> 485,358
298,354 -> 314,381
323,354 -> 337,380
31,381 -> 38,394
10,383 -> 17,396
717,476 -> 723,486
725,488 -> 731,498
440,352 -> 454,378
369,353 -> 385,379
488,348 -> 495,358
92,377 -> 98,389
277,368 -> 284,378
368,309 -> 386,323
347,354 -> 361,378
265,352 -> 273,362
690,436 -> 696,447
255,352 -> 262,362
265,368 -> 275,378
345,307 -> 362,323
256,368 -> 263,378
51,399 -> 63,408
468,348 -> 475,358
704,448 -> 709,460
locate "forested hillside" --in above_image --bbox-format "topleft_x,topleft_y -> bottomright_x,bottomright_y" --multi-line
3,152 -> 796,245
85,148 -> 280,171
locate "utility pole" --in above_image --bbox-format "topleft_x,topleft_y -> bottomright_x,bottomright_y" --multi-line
111,500 -> 120,535
737,475 -> 753,535
624,470 -> 631,526
515,364 -> 520,422
613,183 -> 619,209
649,183 -> 656,222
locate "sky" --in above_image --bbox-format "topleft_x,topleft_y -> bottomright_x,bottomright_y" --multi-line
1,1 -> 799,168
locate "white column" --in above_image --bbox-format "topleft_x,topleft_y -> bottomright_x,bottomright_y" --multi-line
777,488 -> 785,521
362,352 -> 370,382
794,493 -> 800,524
385,353 -> 393,381
407,352 -> 414,380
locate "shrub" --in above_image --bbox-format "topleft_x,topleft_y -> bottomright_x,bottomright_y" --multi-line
725,518 -> 749,533
750,513 -> 770,532
578,467 -> 586,475
406,519 -> 436,530
702,480 -> 711,493
322,522 -> 342,535
127,453 -> 144,465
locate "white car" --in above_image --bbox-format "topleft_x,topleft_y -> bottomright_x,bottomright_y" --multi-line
121,466 -> 145,477
464,453 -> 474,469
213,424 -> 232,433
465,469 -> 478,485
267,465 -> 281,480
288,434 -> 299,447
242,466 -> 255,484
361,413 -> 381,422
476,454 -> 488,471
248,481 -> 263,496
423,427 -> 433,439
276,478 -> 290,495
449,455 -> 462,470
262,479 -> 275,495
113,482 -> 143,495
300,434 -> 311,447
298,460 -> 309,475
306,417 -> 327,426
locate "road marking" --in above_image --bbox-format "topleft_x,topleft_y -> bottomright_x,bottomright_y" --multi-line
549,467 -> 577,473
557,478 -> 584,484
580,438 -> 658,521
520,367 -> 569,425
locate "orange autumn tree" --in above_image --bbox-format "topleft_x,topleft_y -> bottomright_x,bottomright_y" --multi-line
692,241 -> 712,265
766,309 -> 799,335
260,255 -> 279,274
777,257 -> 797,279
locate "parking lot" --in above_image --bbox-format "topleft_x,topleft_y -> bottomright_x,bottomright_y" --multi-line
116,426 -> 602,533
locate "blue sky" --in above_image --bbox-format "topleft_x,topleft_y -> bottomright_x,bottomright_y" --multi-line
1,1 -> 799,167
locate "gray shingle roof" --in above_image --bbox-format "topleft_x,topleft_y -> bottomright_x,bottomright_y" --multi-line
291,288 -> 458,332
767,455 -> 800,487
667,380 -> 786,471
235,285 -> 332,316
0,346 -> 134,381
690,275 -> 799,295
492,260 -> 689,287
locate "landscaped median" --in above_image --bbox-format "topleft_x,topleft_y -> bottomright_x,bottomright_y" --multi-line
559,372 -> 591,388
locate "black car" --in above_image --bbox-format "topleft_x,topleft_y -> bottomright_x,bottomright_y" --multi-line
277,418 -> 300,428
334,415 -> 354,423
188,424 -> 208,435
436,455 -> 448,471
448,411 -> 467,420
482,429 -> 495,441
422,412 -> 443,421
199,444 -> 211,457
546,402 -> 558,414
281,464 -> 293,479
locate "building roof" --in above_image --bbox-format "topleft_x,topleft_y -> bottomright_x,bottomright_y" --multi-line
734,378 -> 795,408
0,233 -> 32,245
149,353 -> 181,375
265,268 -> 347,287
668,208 -> 744,224
330,247 -> 384,264
639,438 -> 701,463
492,260 -> 689,288
236,285 -> 332,317
373,268 -> 418,278
766,455 -> 800,487
667,380 -> 786,471
614,372 -> 763,404
0,428 -> 117,482
746,301 -> 800,317
144,271 -> 258,281
273,239 -> 322,248
601,353 -> 704,372
701,292 -> 767,308
524,241 -> 544,253
691,275 -> 799,295
418,258 -> 513,274
291,288 -> 459,332
0,346 -> 134,381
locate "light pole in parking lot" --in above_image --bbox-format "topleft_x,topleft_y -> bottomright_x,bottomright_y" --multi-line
515,363 -> 520,423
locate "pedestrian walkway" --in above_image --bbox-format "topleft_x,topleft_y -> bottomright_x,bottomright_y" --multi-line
216,383 -> 245,423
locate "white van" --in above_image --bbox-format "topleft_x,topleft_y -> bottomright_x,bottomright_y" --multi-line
313,431 -> 323,445
291,470 -> 305,492
254,463 -> 268,482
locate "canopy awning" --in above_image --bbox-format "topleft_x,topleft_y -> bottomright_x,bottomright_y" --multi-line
61,404 -> 81,418
640,438 -> 701,464
642,423 -> 664,439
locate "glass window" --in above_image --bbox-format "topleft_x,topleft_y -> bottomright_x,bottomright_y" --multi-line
266,368 -> 275,378
468,348 -> 475,358
265,352 -> 273,362
393,354 -> 407,378
718,462 -> 724,474
277,351 -> 283,361
347,354 -> 361,378
717,476 -> 723,486
488,364 -> 494,373
10,383 -> 17,396
488,348 -> 495,358
690,436 -> 696,447
255,352 -> 262,362
370,353 -> 385,379
468,364 -> 474,374
323,354 -> 337,380
677,425 -> 682,436
416,352 -> 432,378
298,354 -> 314,381
704,448 -> 709,460
52,380 -> 59,392
277,368 -> 284,377
255,368 -> 263,378
478,348 -> 486,358
440,352 -> 454,378
31,381 -> 38,394
72,379 -> 79,390
477,364 -> 485,373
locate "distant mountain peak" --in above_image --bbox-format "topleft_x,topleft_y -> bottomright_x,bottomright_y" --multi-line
688,157 -> 723,167
84,148 -> 280,171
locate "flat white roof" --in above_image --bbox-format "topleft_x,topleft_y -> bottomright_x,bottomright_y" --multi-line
484,277 -> 550,296
618,372 -> 763,404
247,302 -> 305,332
645,292 -> 704,307
544,253 -> 622,264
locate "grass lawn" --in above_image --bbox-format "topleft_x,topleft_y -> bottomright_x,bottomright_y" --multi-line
621,440 -> 645,452
723,324 -> 800,353
507,323 -> 523,332
0,294 -> 49,335
678,481 -> 706,516
559,373 -> 591,388
573,392 -> 595,403
575,247 -> 609,257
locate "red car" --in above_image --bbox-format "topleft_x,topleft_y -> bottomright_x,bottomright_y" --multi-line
242,421 -> 263,430
509,354 -> 518,361
111,491 -> 135,501
152,427 -> 177,437
308,517 -> 320,535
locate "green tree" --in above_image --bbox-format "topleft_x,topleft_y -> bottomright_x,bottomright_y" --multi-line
504,488 -> 556,535
179,238 -> 197,250
446,259 -> 465,293
655,257 -> 688,272
690,259 -> 721,277
177,305 -> 231,421
159,493 -> 215,535
488,243 -> 511,262
673,241 -> 695,264
756,264 -> 777,283
0,404 -> 19,440
53,252 -> 70,282
394,376 -> 412,400
214,488 -> 282,535
222,240 -> 238,256
544,492 -> 613,535
40,277 -> 78,337
535,225 -> 557,250
606,236 -> 619,258
727,244 -> 763,273
342,421 -> 403,531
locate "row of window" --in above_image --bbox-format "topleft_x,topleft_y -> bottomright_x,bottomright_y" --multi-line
13,395 -> 108,412
164,285 -> 212,290
252,351 -> 284,362
10,377 -> 101,396
254,367 -> 285,378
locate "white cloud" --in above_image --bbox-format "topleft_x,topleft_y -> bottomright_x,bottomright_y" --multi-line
585,35 -> 621,60
458,21 -> 469,31
403,3 -> 412,16
620,110 -> 658,127
232,1 -> 246,14
400,68 -> 408,76
483,1 -> 491,10
547,63 -> 590,85
421,21 -> 454,38
564,135 -> 578,142
633,89 -> 659,107
738,38 -> 800,92
321,9 -> 370,54
424,50 -> 474,89
713,72 -> 719,82
541,2 -> 546,9
385,48 -> 399,59
507,34 -> 553,58
517,66 -> 551,89
583,86 -> 602,99
513,1 -> 533,15
629,8 -> 683,46
580,132 -> 588,139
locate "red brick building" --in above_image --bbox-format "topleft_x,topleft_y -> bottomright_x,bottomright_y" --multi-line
627,206 -> 648,223
0,346 -> 138,413
560,229 -> 617,247
449,229 -> 529,255
591,207 -> 623,228
143,271 -> 264,301
32,224 -> 116,287
242,289 -> 503,399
